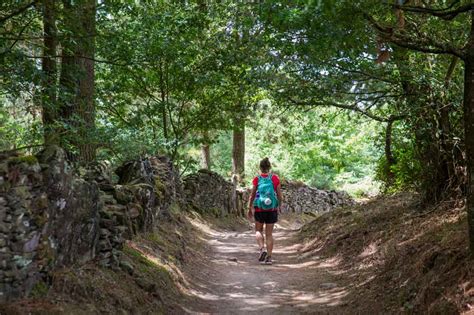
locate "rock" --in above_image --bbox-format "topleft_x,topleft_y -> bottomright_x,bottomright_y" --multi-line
34,193 -> 49,210
99,209 -> 113,220
3,215 -> 12,223
114,226 -> 128,234
13,255 -> 32,269
127,204 -> 142,219
135,277 -> 157,292
119,260 -> 134,275
100,219 -> 115,229
111,235 -> 124,245
0,223 -> 12,234
98,239 -> 112,252
0,146 -> 102,302
99,250 -> 113,259
114,156 -> 181,233
81,161 -> 112,184
23,233 -> 40,253
98,258 -> 111,268
113,185 -> 134,204
100,193 -> 117,205
99,228 -> 111,238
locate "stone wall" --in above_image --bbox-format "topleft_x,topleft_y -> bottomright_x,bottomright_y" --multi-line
182,171 -> 354,215
0,147 -> 102,301
183,170 -> 236,216
280,180 -> 354,213
0,147 -> 180,301
0,152 -> 48,301
39,147 -> 101,267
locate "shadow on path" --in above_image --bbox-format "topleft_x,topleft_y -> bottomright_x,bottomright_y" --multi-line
182,218 -> 351,314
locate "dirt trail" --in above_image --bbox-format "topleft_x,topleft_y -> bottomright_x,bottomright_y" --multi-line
182,218 -> 351,314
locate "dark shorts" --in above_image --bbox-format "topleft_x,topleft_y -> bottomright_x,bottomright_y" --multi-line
254,210 -> 278,224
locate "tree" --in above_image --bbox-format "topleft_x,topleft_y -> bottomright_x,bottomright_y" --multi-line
41,0 -> 58,146
363,1 -> 474,253
200,131 -> 211,170
58,0 -> 97,162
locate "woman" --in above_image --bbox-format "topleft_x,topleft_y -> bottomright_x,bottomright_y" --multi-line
247,157 -> 283,265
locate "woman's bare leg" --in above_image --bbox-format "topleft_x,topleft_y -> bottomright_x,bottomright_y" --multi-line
265,223 -> 274,256
255,222 -> 265,249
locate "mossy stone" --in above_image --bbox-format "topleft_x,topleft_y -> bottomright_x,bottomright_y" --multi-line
29,280 -> 49,298
7,155 -> 38,166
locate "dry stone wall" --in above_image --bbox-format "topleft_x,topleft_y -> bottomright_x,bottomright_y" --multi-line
182,171 -> 354,215
280,181 -> 355,213
183,170 -> 236,216
0,147 -> 181,301
0,147 -> 102,301
39,147 -> 101,267
0,152 -> 48,301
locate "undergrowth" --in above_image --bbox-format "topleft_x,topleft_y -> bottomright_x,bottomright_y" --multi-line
300,192 -> 473,314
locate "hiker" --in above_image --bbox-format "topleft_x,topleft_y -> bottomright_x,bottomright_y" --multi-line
247,157 -> 282,265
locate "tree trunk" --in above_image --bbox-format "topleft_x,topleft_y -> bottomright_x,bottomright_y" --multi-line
463,13 -> 474,255
59,0 -> 96,162
41,0 -> 58,145
232,118 -> 245,183
231,120 -> 245,215
75,0 -> 96,162
159,59 -> 168,141
201,143 -> 211,170
384,118 -> 396,185
58,0 -> 75,128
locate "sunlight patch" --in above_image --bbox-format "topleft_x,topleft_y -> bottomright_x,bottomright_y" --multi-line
358,242 -> 378,258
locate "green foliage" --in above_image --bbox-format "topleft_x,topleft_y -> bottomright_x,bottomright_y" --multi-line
376,148 -> 422,193
0,101 -> 43,152
1,0 -> 470,200
211,103 -> 382,194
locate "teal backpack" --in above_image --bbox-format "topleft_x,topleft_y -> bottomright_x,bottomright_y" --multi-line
253,174 -> 279,210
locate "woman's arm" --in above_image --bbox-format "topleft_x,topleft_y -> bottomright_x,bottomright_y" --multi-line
247,186 -> 257,219
276,184 -> 283,213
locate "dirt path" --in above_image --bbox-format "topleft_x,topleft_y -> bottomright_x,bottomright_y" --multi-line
182,218 -> 351,314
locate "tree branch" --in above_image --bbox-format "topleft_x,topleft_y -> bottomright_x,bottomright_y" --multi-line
393,1 -> 474,20
363,12 -> 465,59
389,35 -> 465,58
287,97 -> 405,123
3,17 -> 35,54
19,53 -> 133,66
0,1 -> 37,24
